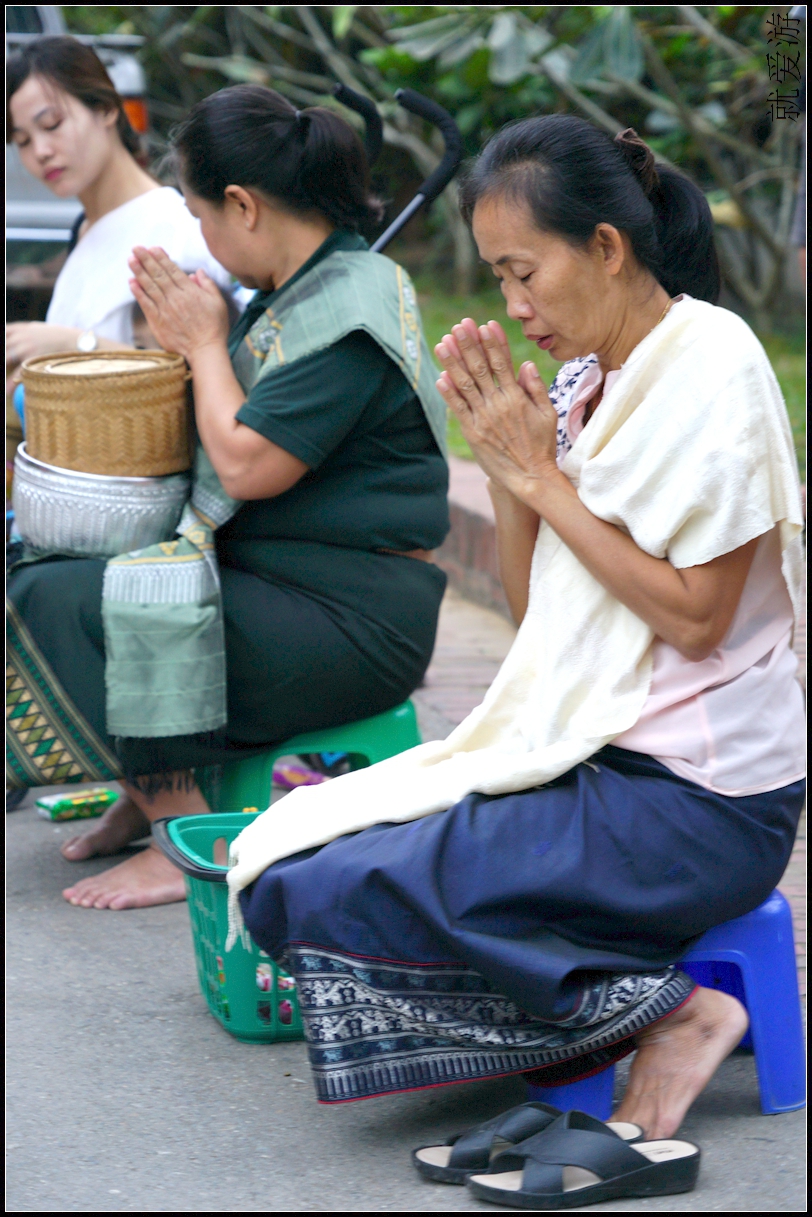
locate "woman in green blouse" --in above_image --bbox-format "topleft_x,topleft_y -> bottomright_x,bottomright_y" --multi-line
7,85 -> 449,908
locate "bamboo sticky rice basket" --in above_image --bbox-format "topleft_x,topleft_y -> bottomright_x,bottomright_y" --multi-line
21,350 -> 192,477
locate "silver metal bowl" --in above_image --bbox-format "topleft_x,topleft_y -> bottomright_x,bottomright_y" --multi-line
12,443 -> 190,559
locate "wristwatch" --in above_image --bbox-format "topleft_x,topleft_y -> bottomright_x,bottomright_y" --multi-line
76,330 -> 98,352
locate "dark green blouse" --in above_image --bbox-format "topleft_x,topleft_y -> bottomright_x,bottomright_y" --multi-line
219,231 -> 449,555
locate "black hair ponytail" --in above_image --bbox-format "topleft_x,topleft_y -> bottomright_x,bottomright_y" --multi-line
459,114 -> 720,303
171,84 -> 384,232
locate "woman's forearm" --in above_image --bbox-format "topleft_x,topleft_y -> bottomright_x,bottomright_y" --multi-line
5,322 -> 131,373
186,340 -> 246,451
187,342 -> 307,500
521,466 -> 757,660
489,481 -> 540,625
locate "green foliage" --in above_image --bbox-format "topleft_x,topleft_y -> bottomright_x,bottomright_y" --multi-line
377,5 -> 804,319
759,332 -> 807,479
61,6 -> 131,35
59,6 -> 804,319
332,6 -> 357,41
569,7 -> 644,85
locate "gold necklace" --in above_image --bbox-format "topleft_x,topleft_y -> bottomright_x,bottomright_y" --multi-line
655,297 -> 674,327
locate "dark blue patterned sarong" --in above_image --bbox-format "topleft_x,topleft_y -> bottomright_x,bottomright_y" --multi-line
241,747 -> 804,1102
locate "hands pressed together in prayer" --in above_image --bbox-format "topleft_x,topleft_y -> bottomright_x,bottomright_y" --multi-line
435,318 -> 562,506
128,245 -> 230,361
128,245 -> 307,502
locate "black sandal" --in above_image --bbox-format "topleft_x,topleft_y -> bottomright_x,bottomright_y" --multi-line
467,1111 -> 699,1209
412,1102 -> 643,1185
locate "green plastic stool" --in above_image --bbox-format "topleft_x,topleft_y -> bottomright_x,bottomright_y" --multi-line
198,699 -> 421,813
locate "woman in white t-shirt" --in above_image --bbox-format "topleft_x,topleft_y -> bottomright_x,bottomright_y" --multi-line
5,36 -> 231,383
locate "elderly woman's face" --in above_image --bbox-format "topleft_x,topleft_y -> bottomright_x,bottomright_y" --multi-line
472,195 -> 628,364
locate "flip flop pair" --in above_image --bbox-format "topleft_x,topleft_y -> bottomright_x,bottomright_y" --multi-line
414,1106 -> 700,1209
412,1101 -> 642,1185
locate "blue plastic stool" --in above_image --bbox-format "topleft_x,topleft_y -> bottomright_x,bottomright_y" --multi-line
528,891 -> 805,1119
527,1068 -> 615,1122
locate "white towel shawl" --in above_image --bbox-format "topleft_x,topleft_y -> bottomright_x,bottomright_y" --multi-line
225,298 -> 804,947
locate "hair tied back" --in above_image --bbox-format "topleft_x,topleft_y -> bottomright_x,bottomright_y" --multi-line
171,84 -> 384,233
614,127 -> 659,196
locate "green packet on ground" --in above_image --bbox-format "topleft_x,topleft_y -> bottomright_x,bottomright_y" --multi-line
35,787 -> 118,821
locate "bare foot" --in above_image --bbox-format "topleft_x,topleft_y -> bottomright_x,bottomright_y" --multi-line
62,843 -> 186,910
613,986 -> 748,1139
61,794 -> 150,862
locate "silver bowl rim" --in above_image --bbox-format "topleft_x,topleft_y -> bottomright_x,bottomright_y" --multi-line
15,442 -> 191,486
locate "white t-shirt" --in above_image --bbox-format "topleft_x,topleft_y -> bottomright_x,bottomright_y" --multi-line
551,350 -> 806,797
46,186 -> 232,344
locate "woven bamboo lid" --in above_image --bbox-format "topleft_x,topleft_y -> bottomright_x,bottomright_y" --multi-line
42,356 -> 164,375
22,349 -> 193,477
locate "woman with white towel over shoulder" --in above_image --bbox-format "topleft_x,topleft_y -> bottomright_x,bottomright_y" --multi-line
231,115 -> 805,1176
5,35 -> 232,383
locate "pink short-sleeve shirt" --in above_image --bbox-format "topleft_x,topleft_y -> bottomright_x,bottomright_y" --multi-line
552,355 -> 805,796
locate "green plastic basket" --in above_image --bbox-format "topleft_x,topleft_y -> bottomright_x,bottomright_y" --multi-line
154,812 -> 304,1043
155,703 -> 423,1042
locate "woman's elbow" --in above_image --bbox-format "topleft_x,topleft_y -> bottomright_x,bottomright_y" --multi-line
211,459 -> 250,499
218,470 -> 274,500
669,620 -> 724,663
219,462 -> 307,501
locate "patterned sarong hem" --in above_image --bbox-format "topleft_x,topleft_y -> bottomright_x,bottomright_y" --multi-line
6,598 -> 121,789
284,945 -> 696,1103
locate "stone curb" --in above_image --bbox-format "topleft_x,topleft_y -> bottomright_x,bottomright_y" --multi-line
435,456 -> 509,619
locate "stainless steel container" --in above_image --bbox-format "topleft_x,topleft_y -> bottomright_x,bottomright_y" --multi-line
12,442 -> 190,559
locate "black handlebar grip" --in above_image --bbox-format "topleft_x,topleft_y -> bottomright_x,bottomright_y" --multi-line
333,83 -> 384,167
394,88 -> 464,203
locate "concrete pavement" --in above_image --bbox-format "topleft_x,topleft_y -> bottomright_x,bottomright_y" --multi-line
6,589 -> 806,1212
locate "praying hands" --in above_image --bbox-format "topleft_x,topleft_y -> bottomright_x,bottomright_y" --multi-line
128,245 -> 230,361
434,317 -> 560,504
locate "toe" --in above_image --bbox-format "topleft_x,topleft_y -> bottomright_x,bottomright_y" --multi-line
61,836 -> 89,859
63,880 -> 102,907
106,892 -> 135,910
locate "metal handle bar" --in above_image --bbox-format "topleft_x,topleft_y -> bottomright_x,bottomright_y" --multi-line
370,88 -> 464,253
332,83 -> 384,167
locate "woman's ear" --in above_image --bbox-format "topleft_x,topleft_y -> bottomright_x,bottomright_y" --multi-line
101,105 -> 119,132
593,223 -> 627,277
223,184 -> 260,231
